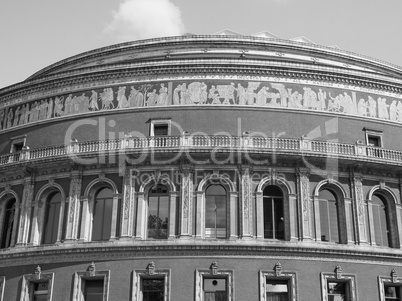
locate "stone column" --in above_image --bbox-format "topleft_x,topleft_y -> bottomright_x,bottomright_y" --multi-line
239,167 -> 252,239
255,191 -> 263,240
16,176 -> 34,246
351,175 -> 368,244
120,169 -> 135,238
64,171 -> 82,242
135,192 -> 146,239
195,191 -> 205,239
169,191 -> 179,239
297,169 -> 312,240
288,193 -> 298,241
180,170 -> 193,238
110,193 -> 121,239
367,198 -> 376,245
229,191 -> 238,239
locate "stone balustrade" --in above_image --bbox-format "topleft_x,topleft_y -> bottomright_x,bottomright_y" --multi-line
1,135 -> 401,167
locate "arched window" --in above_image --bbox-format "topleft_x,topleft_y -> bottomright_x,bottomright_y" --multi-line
205,185 -> 227,239
42,192 -> 62,244
372,194 -> 389,247
318,189 -> 339,243
1,199 -> 16,248
147,185 -> 169,239
263,186 -> 284,240
92,187 -> 114,241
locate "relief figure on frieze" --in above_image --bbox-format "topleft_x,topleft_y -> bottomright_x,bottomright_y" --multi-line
100,88 -> 115,110
236,83 -> 246,105
377,97 -> 389,119
358,98 -> 368,116
256,86 -> 269,106
390,100 -> 397,121
128,86 -> 144,107
187,82 -> 203,104
47,98 -> 54,118
288,89 -> 303,108
54,96 -> 65,116
396,101 -> 402,122
157,83 -> 168,105
6,108 -> 13,129
117,87 -> 129,109
270,83 -> 289,107
89,91 -> 99,111
18,104 -> 28,125
209,85 -> 221,104
328,93 -> 341,112
173,84 -> 181,105
303,87 -> 318,109
180,83 -> 191,104
146,89 -> 158,106
367,96 -> 377,117
246,82 -> 261,105
216,83 -> 235,104
317,89 -> 327,110
13,106 -> 20,127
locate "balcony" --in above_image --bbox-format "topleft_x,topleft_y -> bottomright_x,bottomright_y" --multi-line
0,135 -> 401,168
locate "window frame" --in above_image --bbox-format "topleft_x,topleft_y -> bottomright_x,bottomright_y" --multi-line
149,119 -> 171,137
146,185 -> 170,240
321,267 -> 357,301
72,265 -> 110,301
9,135 -> 27,153
379,271 -> 402,301
205,184 -> 228,239
20,268 -> 54,301
364,128 -> 383,147
0,276 -> 5,301
262,185 -> 285,240
132,263 -> 171,301
259,264 -> 297,301
195,263 -> 234,301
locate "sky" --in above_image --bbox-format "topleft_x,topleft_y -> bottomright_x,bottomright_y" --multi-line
1,0 -> 402,89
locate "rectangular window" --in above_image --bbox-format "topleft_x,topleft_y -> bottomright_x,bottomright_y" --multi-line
84,279 -> 104,301
21,270 -> 54,301
10,135 -> 27,153
259,268 -> 297,301
203,278 -> 227,301
266,279 -> 288,300
364,128 -> 383,147
321,269 -> 357,301
133,266 -> 170,301
385,285 -> 401,301
142,278 -> 164,301
327,281 -> 347,300
72,267 -> 109,301
153,124 -> 169,136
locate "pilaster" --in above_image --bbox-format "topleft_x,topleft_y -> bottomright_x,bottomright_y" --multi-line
180,168 -> 193,238
16,175 -> 35,246
120,168 -> 135,238
297,169 -> 312,240
64,171 -> 82,242
239,166 -> 253,238
351,174 -> 369,244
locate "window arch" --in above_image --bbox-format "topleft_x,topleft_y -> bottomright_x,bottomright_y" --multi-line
92,187 -> 114,241
371,193 -> 389,247
147,184 -> 169,239
1,198 -> 17,248
263,185 -> 284,240
42,192 -> 62,244
318,189 -> 339,243
205,185 -> 227,239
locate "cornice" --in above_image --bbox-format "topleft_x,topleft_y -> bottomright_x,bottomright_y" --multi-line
1,242 -> 402,268
1,59 -> 402,105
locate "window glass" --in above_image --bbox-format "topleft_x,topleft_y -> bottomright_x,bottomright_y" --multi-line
385,285 -> 401,301
84,279 -> 104,301
153,124 -> 169,136
372,194 -> 389,247
148,185 -> 169,239
266,279 -> 288,301
327,281 -> 346,301
92,188 -> 113,241
205,185 -> 227,238
33,282 -> 49,301
319,189 -> 339,242
1,199 -> 16,248
263,186 -> 284,240
143,279 -> 164,301
43,192 -> 61,244
204,278 -> 227,301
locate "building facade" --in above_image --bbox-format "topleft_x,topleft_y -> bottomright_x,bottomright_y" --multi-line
1,33 -> 402,300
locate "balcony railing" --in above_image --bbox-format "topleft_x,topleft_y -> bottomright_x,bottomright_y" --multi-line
1,135 -> 401,167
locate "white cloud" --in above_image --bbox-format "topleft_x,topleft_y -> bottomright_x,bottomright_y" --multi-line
105,0 -> 186,41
